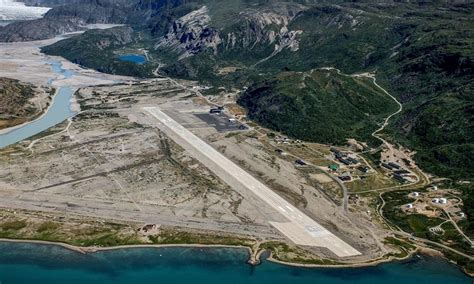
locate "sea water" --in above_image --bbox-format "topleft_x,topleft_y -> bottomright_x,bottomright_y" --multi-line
0,242 -> 470,284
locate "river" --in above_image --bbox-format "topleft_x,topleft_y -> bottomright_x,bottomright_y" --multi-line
0,242 -> 470,283
0,61 -> 76,149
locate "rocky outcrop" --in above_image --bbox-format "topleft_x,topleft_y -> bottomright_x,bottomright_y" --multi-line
155,6 -> 221,60
224,3 -> 305,52
155,4 -> 305,61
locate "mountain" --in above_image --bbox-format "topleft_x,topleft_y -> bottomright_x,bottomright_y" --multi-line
0,0 -> 185,42
7,0 -> 473,183
0,18 -> 81,42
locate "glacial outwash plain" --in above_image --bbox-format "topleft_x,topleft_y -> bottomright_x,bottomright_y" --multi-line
0,0 -> 472,281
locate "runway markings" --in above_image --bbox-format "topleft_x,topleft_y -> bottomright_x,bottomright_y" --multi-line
144,106 -> 361,257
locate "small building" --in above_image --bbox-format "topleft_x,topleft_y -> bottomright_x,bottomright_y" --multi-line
210,106 -> 224,114
295,159 -> 307,166
358,166 -> 369,173
210,108 -> 222,114
329,164 -> 340,171
407,203 -> 414,209
140,224 -> 157,233
412,192 -> 420,197
432,198 -> 440,204
347,157 -> 359,164
388,162 -> 401,169
338,175 -> 351,181
381,163 -> 393,170
337,157 -> 351,166
395,169 -> 410,175
439,198 -> 448,204
393,174 -> 407,183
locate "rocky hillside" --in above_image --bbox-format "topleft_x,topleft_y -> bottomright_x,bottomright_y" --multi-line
0,0 -> 185,42
0,18 -> 81,42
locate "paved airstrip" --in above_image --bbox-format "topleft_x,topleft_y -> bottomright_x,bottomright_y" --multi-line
144,106 -> 361,258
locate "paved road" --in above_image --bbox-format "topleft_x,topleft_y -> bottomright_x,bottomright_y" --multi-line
144,107 -> 361,258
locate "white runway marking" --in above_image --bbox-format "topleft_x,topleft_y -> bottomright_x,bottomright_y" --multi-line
144,107 -> 360,257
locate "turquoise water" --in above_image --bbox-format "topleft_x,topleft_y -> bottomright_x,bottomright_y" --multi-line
0,61 -> 75,149
0,242 -> 470,284
118,54 -> 147,64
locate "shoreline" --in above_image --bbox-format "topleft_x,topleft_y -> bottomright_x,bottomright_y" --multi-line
0,238 -> 254,260
1,237 -> 471,277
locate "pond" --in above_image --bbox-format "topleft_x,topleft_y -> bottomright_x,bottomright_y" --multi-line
117,54 -> 147,64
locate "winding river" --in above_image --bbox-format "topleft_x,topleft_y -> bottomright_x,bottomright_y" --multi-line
0,61 -> 76,149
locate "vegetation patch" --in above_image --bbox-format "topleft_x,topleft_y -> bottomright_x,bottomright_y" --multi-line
149,228 -> 253,247
238,69 -> 398,145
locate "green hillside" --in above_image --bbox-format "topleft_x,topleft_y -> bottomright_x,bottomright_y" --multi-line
42,26 -> 155,77
238,69 -> 399,144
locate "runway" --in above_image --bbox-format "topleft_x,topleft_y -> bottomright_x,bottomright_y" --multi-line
144,106 -> 361,258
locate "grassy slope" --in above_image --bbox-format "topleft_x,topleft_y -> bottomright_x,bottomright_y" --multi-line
0,78 -> 41,129
377,6 -> 474,180
0,78 -> 36,117
238,69 -> 399,144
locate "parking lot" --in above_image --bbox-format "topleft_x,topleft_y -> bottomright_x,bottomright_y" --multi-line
195,113 -> 247,132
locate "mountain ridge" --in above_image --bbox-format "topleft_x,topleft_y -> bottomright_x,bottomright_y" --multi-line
3,0 -> 473,182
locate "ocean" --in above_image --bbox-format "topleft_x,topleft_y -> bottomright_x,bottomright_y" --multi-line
0,242 -> 470,284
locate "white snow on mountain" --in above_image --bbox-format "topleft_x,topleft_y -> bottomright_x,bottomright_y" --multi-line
0,0 -> 50,21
